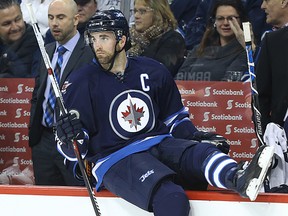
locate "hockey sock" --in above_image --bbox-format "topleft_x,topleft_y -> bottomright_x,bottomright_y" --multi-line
152,180 -> 190,216
202,151 -> 238,189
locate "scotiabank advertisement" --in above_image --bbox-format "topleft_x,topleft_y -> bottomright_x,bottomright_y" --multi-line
0,78 -> 34,185
176,80 -> 257,161
0,79 -> 257,185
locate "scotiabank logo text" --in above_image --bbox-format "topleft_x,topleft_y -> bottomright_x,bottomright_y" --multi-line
226,100 -> 251,109
16,84 -> 34,94
178,88 -> 196,95
186,100 -> 217,107
0,122 -> 28,128
203,112 -> 243,122
0,86 -> 8,92
204,87 -> 244,97
15,108 -> 30,118
0,98 -> 30,104
225,125 -> 255,134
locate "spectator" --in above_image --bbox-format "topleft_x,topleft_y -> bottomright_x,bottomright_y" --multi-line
44,0 -> 98,44
243,0 -> 271,45
55,9 -> 274,216
0,0 -> 38,78
97,0 -> 120,10
129,0 -> 186,77
20,0 -> 52,36
261,0 -> 288,29
176,0 -> 248,81
256,0 -> 288,133
169,0 -> 201,45
184,0 -> 269,50
29,0 -> 94,185
183,0 -> 213,50
97,0 -> 135,26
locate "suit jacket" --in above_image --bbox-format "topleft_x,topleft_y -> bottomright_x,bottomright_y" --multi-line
29,35 -> 94,147
256,27 -> 288,131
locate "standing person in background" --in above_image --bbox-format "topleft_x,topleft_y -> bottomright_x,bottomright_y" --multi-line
176,0 -> 249,81
20,0 -> 52,36
29,0 -> 94,185
74,0 -> 98,34
44,0 -> 98,44
261,0 -> 288,29
55,9 -> 274,216
181,0 -> 213,50
129,0 -> 186,77
97,0 -> 135,26
0,0 -> 38,78
242,0 -> 271,45
169,0 -> 201,49
256,0 -> 288,134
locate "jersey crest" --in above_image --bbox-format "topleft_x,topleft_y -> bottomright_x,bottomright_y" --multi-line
109,90 -> 155,139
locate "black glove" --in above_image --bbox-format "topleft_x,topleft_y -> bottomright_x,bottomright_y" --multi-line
56,110 -> 83,145
192,131 -> 230,154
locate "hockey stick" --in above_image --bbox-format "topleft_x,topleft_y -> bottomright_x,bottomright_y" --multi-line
26,3 -> 101,215
242,22 -> 265,146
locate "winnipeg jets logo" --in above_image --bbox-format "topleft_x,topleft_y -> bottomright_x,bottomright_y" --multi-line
110,90 -> 155,140
117,94 -> 149,132
121,94 -> 145,130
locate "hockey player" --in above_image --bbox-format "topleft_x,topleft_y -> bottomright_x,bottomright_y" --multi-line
55,9 -> 274,216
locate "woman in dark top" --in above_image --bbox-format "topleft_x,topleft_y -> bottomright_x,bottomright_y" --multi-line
129,0 -> 186,77
176,0 -> 250,81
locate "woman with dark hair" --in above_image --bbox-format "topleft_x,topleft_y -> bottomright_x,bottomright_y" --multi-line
129,0 -> 186,77
176,0 -> 250,81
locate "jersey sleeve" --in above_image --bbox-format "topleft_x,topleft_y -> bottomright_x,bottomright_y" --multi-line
56,65 -> 96,161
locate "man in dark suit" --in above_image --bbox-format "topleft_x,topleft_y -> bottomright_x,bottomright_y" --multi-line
256,26 -> 288,133
256,0 -> 288,133
29,0 -> 94,185
44,0 -> 98,44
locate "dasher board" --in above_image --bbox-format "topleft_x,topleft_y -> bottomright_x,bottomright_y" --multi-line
0,185 -> 288,216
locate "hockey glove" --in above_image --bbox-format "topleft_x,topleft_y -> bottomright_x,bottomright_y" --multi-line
56,110 -> 83,145
192,131 -> 230,154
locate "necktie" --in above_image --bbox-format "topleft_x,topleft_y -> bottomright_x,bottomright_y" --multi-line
44,45 -> 67,127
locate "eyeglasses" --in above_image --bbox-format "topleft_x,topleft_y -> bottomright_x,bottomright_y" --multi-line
215,15 -> 240,23
133,7 -> 153,15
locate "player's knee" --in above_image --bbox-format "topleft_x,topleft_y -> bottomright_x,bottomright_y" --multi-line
151,180 -> 190,216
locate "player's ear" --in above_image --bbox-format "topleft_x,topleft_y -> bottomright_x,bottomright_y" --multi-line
281,0 -> 288,8
118,35 -> 126,51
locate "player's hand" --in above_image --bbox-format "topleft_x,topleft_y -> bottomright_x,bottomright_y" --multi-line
192,131 -> 230,154
56,110 -> 83,145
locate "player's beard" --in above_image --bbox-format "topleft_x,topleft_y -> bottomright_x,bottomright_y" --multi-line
96,51 -> 114,68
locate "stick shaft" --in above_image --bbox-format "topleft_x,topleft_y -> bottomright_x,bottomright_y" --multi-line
26,3 -> 101,215
243,22 -> 265,146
